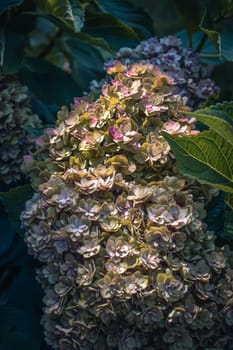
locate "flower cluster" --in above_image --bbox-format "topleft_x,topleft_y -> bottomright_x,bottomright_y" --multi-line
0,73 -> 41,184
89,35 -> 219,109
22,62 -> 233,350
24,62 -> 197,187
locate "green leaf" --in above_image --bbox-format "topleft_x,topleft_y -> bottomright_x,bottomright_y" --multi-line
95,0 -> 153,39
0,211 -> 15,257
225,193 -> 233,210
28,90 -> 57,124
0,234 -> 31,267
22,11 -> 112,54
200,101 -> 233,125
162,129 -> 233,193
0,305 -> 41,350
200,26 -> 222,57
0,0 -> 23,15
199,28 -> 233,61
83,13 -> 140,50
172,0 -> 200,45
164,101 -> 233,210
212,62 -> 233,99
217,0 -> 233,17
39,0 -> 84,32
0,185 -> 34,235
20,56 -> 80,104
221,30 -> 233,61
210,101 -> 233,120
62,35 -> 111,92
0,30 -> 25,74
70,32 -> 112,53
183,107 -> 233,147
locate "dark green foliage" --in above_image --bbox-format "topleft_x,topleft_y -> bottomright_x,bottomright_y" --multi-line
0,185 -> 34,234
0,0 -> 23,15
0,31 -> 25,74
0,211 -> 15,257
0,233 -> 44,350
19,57 -> 81,105
0,0 -> 233,349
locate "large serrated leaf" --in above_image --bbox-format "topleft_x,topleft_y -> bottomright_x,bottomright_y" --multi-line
164,101 -> 233,209
163,130 -> 233,193
201,101 -> 233,126
39,0 -> 84,32
182,109 -> 233,147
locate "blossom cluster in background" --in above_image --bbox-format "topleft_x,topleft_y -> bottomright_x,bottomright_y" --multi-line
0,73 -> 41,185
89,35 -> 219,109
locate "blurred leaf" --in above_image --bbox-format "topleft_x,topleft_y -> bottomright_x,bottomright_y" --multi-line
0,305 -> 41,350
177,29 -> 225,66
217,0 -> 233,17
0,234 -> 31,267
212,62 -> 233,99
177,29 -> 204,48
221,30 -> 233,60
95,0 -> 153,38
20,56 -> 80,104
23,11 -> 113,54
0,211 -> 15,257
5,0 -> 37,34
200,26 -> 222,56
28,90 -> 57,124
205,191 -> 226,235
0,30 -> 25,74
39,0 -> 85,32
127,0 -> 182,36
226,193 -> 233,209
70,31 -> 112,52
83,13 -> 141,50
62,35 -> 111,92
0,0 -> 23,15
172,0 -> 200,45
2,265 -> 43,311
0,185 -> 34,235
